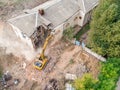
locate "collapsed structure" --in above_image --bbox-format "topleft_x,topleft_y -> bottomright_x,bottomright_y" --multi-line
8,0 -> 99,49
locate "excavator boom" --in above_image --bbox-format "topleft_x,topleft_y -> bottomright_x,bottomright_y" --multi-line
33,34 -> 53,70
40,35 -> 53,60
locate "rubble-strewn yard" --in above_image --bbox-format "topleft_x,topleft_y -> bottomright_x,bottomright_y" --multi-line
0,17 -> 100,90
0,0 -> 101,90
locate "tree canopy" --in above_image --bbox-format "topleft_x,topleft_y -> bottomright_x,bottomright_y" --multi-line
73,73 -> 97,90
88,0 -> 120,57
73,58 -> 120,90
94,58 -> 120,90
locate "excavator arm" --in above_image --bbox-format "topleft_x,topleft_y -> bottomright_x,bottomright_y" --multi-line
39,35 -> 53,60
33,34 -> 53,70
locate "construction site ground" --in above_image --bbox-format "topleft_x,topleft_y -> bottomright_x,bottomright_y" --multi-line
0,17 -> 100,90
0,0 -> 100,89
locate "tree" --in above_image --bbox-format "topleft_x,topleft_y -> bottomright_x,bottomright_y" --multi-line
73,73 -> 97,90
95,58 -> 120,90
88,0 -> 120,57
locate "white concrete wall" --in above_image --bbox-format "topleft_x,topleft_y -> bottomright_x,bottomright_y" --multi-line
63,12 -> 79,29
51,10 -> 85,45
77,0 -> 86,13
83,11 -> 92,25
9,23 -> 34,50
78,10 -> 85,26
51,24 -> 64,45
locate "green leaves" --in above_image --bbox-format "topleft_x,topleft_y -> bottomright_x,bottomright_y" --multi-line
88,0 -> 120,57
73,73 -> 97,90
95,58 -> 120,90
73,58 -> 120,90
63,27 -> 74,40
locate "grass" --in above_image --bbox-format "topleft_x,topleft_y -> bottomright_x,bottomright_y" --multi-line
74,23 -> 90,40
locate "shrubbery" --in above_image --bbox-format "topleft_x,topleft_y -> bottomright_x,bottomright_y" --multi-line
88,0 -> 120,57
73,58 -> 120,90
63,27 -> 74,40
73,73 -> 97,90
94,58 -> 120,90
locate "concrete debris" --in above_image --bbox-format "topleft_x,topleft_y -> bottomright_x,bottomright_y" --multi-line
44,79 -> 59,90
0,72 -> 20,89
65,73 -> 77,80
22,62 -> 26,69
65,83 -> 75,90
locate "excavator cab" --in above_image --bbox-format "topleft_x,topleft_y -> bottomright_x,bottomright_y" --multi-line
33,35 -> 52,70
33,57 -> 47,70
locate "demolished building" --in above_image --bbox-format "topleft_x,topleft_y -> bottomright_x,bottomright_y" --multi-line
8,0 -> 99,49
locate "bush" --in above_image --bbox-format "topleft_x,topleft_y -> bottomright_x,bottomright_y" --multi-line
75,23 -> 90,40
88,0 -> 120,57
63,27 -> 74,40
95,58 -> 120,90
73,58 -> 120,90
73,73 -> 97,90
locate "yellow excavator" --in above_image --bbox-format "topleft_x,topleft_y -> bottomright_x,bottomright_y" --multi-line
33,35 -> 53,70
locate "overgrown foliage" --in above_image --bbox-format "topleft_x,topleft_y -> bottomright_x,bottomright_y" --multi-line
94,58 -> 120,90
73,73 -> 97,90
73,58 -> 120,90
88,0 -> 120,57
63,27 -> 74,40
75,23 -> 90,40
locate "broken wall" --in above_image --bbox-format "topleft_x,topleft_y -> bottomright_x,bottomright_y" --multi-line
30,25 -> 51,49
9,23 -> 34,50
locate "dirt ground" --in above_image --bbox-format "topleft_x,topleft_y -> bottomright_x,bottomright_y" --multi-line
0,22 -> 100,90
0,38 -> 100,90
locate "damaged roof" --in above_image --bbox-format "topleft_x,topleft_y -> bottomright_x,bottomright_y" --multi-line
9,13 -> 41,37
8,0 -> 99,37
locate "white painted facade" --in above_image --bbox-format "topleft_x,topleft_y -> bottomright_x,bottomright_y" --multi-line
8,0 -> 99,49
9,23 -> 34,49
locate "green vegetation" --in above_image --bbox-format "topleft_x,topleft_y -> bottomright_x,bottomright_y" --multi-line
73,58 -> 120,90
73,73 -> 97,90
75,23 -> 90,40
88,0 -> 120,57
69,59 -> 74,64
94,58 -> 120,90
63,27 -> 74,40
